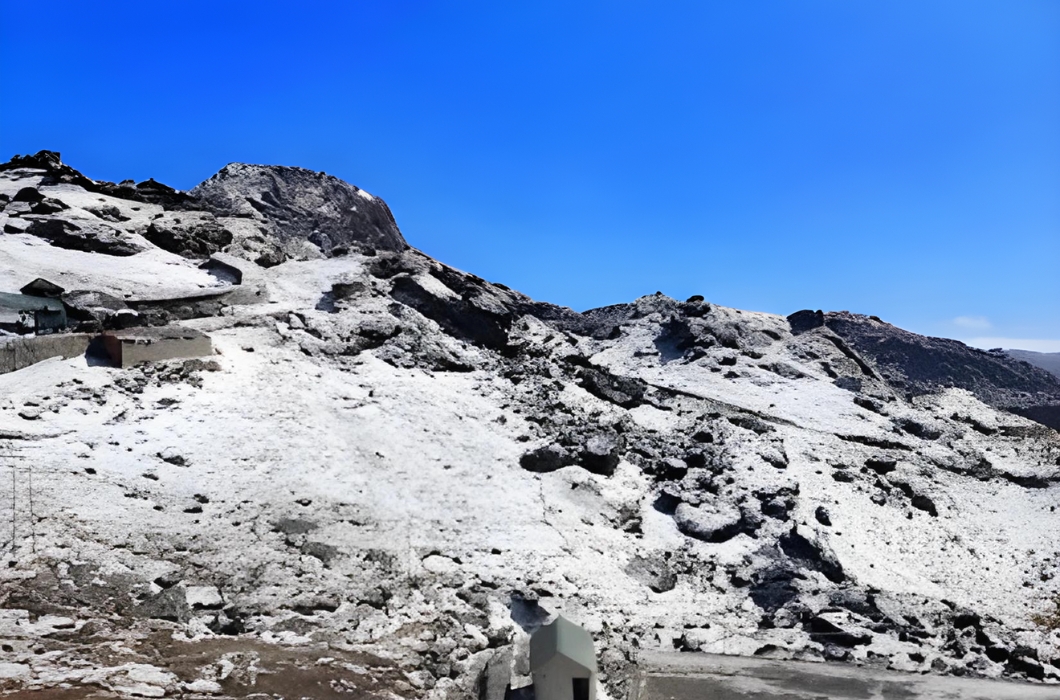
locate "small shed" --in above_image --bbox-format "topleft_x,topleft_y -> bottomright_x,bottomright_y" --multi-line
20,278 -> 66,298
530,616 -> 597,700
0,292 -> 67,335
101,326 -> 213,368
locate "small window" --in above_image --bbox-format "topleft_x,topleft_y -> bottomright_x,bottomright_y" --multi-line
572,677 -> 589,700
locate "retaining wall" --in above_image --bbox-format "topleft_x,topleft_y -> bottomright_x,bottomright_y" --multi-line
0,333 -> 93,374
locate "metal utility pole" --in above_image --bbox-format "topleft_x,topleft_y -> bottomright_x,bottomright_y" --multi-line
1,450 -> 29,558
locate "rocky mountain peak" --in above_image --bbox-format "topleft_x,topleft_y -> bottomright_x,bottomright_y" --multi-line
188,161 -> 407,256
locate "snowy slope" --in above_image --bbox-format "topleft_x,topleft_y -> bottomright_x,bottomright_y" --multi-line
0,152 -> 1058,699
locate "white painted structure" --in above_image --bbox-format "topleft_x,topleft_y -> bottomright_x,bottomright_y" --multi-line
530,616 -> 597,700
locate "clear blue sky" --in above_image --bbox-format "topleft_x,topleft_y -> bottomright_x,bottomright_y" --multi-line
2,1 -> 1058,349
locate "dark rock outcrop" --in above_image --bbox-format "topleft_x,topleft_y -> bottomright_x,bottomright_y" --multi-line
143,212 -> 233,258
188,162 -> 408,255
792,310 -> 1060,430
390,275 -> 513,349
61,290 -> 135,331
25,218 -> 144,256
779,527 -> 845,584
519,444 -> 570,473
787,309 -> 825,334
1,150 -> 194,207
578,433 -> 623,475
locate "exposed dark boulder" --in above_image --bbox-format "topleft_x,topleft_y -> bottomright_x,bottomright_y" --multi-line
21,278 -> 65,298
577,367 -> 646,408
12,186 -> 45,203
519,444 -> 570,473
865,458 -> 897,475
749,566 -> 803,613
653,457 -> 688,481
787,309 -> 824,334
390,275 -> 512,349
578,433 -> 623,475
814,506 -> 832,526
779,527 -> 845,583
86,204 -> 132,223
25,218 -> 144,256
30,197 -> 69,215
891,481 -> 939,516
143,212 -> 234,258
331,280 -> 367,300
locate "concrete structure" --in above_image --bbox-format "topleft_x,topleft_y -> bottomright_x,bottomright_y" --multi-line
0,333 -> 94,374
0,292 -> 67,334
627,651 -> 1060,700
530,617 -> 597,700
102,326 -> 213,368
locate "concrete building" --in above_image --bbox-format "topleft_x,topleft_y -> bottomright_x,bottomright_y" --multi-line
529,616 -> 597,700
101,326 -> 213,368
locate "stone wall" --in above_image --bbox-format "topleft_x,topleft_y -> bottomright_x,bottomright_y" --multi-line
0,333 -> 93,374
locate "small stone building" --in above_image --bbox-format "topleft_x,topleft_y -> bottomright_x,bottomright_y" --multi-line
101,326 -> 213,368
0,292 -> 67,335
529,616 -> 597,700
20,278 -> 66,298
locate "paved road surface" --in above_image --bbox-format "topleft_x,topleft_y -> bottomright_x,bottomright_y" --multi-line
628,651 -> 1060,699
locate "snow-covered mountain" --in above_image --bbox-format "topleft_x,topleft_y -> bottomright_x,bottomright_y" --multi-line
1,151 -> 1058,699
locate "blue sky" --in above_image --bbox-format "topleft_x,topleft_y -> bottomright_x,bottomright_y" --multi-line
2,1 -> 1058,350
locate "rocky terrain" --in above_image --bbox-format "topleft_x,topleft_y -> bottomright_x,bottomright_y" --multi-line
0,151 -> 1058,699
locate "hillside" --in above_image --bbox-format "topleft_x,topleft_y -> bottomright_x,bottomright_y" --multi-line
1,151 -> 1058,699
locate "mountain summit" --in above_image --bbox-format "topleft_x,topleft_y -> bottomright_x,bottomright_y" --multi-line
188,162 -> 407,256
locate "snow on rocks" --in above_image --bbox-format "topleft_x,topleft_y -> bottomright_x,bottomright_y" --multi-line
1,152 -> 1059,697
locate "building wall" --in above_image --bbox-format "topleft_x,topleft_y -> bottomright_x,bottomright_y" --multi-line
532,655 -> 596,700
114,335 -> 214,368
0,334 -> 94,374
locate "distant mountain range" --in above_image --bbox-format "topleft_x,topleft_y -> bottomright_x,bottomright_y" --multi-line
1006,350 -> 1060,382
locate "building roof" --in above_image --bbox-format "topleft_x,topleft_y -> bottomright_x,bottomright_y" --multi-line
104,326 -> 209,342
20,278 -> 66,298
0,292 -> 65,313
529,616 -> 597,673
